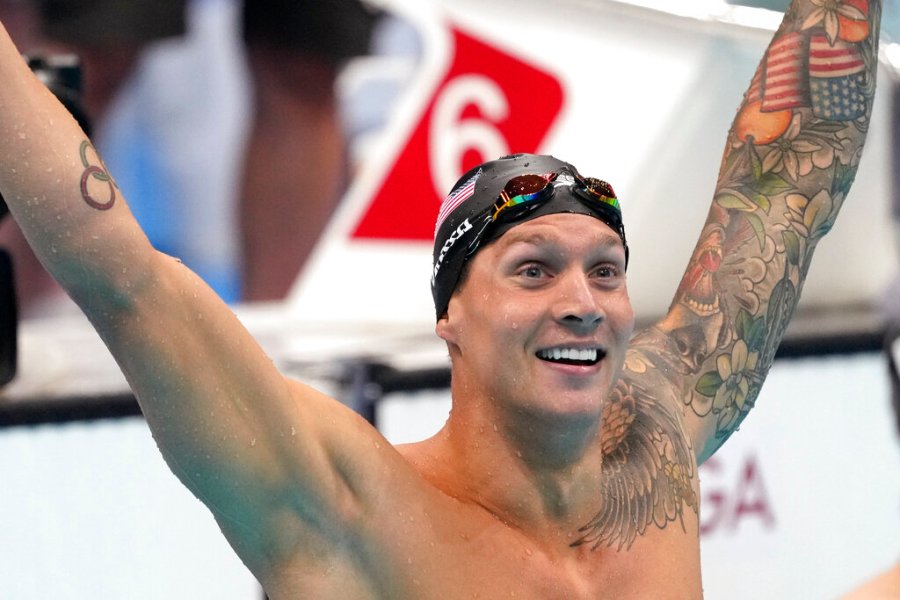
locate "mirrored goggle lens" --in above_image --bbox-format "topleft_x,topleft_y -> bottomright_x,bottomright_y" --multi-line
491,173 -> 556,220
581,177 -> 620,211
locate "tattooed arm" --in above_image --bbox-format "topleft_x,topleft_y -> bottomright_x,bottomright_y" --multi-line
632,0 -> 882,462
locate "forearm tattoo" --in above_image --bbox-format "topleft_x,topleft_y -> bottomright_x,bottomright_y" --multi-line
667,0 -> 880,440
79,140 -> 117,211
576,0 -> 881,551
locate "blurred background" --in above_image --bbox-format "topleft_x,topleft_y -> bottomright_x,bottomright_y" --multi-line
1,0 -> 899,598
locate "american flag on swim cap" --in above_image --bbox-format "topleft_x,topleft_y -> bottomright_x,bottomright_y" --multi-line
434,168 -> 483,237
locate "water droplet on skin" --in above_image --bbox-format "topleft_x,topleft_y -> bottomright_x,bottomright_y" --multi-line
291,426 -> 296,436
250,438 -> 257,447
492,423 -> 499,432
374,441 -> 381,449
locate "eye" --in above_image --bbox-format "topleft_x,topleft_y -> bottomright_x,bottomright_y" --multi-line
516,262 -> 548,280
592,264 -> 621,280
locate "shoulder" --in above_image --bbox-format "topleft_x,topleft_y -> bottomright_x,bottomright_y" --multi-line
578,342 -> 699,551
840,563 -> 900,600
603,338 -> 696,471
617,325 -> 699,431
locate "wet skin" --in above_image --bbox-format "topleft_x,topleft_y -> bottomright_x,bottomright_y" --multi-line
437,213 -> 635,449
0,1 -> 883,596
259,215 -> 702,599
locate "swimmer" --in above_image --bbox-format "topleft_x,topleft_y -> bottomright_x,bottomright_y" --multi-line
0,0 -> 883,597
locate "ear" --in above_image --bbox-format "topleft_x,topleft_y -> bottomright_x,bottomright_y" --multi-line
435,309 -> 458,345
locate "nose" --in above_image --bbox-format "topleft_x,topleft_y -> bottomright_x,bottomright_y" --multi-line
553,271 -> 604,332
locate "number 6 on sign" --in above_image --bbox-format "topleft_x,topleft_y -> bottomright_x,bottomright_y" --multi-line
429,74 -> 510,200
353,25 -> 564,242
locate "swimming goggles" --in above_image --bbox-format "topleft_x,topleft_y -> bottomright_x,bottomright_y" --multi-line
465,167 -> 626,259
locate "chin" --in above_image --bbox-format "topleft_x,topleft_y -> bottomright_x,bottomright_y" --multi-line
519,392 -> 606,425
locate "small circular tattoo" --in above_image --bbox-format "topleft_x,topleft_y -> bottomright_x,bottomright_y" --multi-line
79,140 -> 116,211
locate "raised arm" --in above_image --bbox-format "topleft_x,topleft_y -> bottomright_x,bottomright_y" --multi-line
629,0 -> 882,461
0,21 -> 401,576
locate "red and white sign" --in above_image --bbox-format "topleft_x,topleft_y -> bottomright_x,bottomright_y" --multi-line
352,26 -> 564,242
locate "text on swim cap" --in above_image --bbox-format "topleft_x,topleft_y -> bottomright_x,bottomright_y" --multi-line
432,218 -> 473,285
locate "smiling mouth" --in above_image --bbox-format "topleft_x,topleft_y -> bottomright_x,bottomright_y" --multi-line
536,347 -> 606,366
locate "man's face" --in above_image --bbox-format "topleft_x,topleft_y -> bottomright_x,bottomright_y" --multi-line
436,213 -> 634,422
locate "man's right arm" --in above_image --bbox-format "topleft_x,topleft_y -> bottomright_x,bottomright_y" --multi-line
0,21 -> 410,577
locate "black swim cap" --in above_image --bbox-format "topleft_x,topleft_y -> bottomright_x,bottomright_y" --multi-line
430,153 -> 627,319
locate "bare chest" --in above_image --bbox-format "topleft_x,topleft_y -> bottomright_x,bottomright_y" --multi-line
267,512 -> 703,600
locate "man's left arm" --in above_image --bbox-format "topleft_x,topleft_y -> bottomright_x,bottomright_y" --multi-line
635,0 -> 883,462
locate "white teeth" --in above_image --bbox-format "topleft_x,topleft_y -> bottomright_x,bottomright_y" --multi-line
538,348 -> 599,362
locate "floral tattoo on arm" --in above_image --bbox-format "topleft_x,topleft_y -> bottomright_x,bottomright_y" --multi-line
665,0 -> 880,442
574,0 -> 882,551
